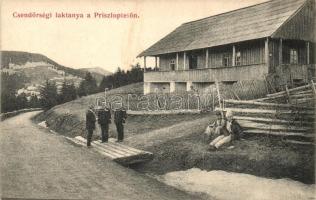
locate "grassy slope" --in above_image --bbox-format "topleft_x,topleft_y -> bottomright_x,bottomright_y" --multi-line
34,83 -> 208,139
129,120 -> 315,184
34,82 -> 314,184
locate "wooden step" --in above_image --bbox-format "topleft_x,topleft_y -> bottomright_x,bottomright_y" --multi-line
243,129 -> 314,138
238,120 -> 311,132
66,136 -> 153,165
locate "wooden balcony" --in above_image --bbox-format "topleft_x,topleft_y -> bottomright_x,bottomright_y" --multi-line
144,64 -> 268,83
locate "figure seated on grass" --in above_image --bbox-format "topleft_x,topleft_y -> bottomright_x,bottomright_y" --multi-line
204,111 -> 226,142
208,110 -> 243,151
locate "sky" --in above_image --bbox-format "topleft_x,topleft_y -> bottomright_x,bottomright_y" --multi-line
1,0 -> 267,72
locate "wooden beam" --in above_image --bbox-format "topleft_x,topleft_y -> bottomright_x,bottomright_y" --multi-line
279,38 -> 283,66
232,45 -> 236,66
238,120 -> 310,132
183,52 -> 186,70
215,107 -> 314,115
284,140 -> 315,146
215,80 -> 224,118
243,129 -> 313,138
285,85 -> 292,104
265,38 -> 269,67
266,84 -> 314,97
155,56 -> 157,69
234,116 -> 314,125
205,48 -> 209,68
176,53 -> 179,70
144,56 -> 147,72
306,42 -> 310,65
256,89 -> 313,102
223,99 -> 309,109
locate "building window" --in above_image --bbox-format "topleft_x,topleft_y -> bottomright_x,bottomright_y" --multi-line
235,51 -> 241,66
222,53 -> 230,67
290,48 -> 298,64
170,59 -> 175,70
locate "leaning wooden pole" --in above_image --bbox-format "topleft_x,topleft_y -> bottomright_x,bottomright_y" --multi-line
285,85 -> 292,104
215,80 -> 224,117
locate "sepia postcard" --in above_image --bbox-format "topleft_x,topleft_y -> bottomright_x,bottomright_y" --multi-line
0,0 -> 315,199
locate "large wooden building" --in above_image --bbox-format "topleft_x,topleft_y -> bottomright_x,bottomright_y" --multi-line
138,0 -> 315,94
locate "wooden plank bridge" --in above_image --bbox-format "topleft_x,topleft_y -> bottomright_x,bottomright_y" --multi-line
66,136 -> 153,165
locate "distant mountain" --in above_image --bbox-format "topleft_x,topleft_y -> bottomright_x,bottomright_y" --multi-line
79,67 -> 112,83
80,67 -> 112,76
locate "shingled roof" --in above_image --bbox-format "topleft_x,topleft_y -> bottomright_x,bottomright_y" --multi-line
138,0 -> 308,57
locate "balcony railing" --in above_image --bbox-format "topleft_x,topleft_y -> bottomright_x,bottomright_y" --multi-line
144,64 -> 268,82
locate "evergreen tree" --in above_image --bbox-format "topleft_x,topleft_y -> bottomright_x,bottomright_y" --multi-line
77,72 -> 98,96
59,81 -> 77,103
29,95 -> 40,108
99,76 -> 113,92
1,72 -> 27,112
77,81 -> 87,97
40,80 -> 58,110
84,72 -> 98,95
16,93 -> 28,109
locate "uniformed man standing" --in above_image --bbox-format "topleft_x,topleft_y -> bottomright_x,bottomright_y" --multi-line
86,105 -> 96,147
97,106 -> 111,143
114,108 -> 127,142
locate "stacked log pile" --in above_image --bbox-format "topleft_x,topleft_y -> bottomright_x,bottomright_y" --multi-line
216,81 -> 315,143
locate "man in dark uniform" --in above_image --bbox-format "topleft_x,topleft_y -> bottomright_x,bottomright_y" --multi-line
86,105 -> 96,147
114,108 -> 127,142
97,106 -> 111,143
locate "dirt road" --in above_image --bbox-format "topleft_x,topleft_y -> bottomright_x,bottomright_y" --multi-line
0,111 -> 205,200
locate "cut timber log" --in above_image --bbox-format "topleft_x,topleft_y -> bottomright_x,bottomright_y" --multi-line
293,89 -> 313,95
67,136 -> 153,165
215,107 -> 314,115
255,90 -> 313,102
238,120 -> 311,132
223,99 -> 309,109
243,129 -> 314,138
285,85 -> 291,104
292,98 -> 315,104
267,84 -> 314,97
255,95 -> 286,102
234,116 -> 314,125
284,139 -> 316,145
290,93 -> 314,98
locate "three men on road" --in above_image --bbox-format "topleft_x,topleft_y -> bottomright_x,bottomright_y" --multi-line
86,105 -> 127,146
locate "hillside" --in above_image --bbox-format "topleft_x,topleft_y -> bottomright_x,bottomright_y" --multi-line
79,67 -> 112,83
1,51 -> 86,78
